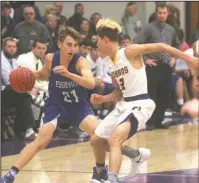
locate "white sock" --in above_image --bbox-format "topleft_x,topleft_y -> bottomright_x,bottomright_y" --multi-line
25,128 -> 35,137
177,98 -> 184,106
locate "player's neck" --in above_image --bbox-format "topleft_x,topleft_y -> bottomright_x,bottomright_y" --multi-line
60,55 -> 72,68
110,43 -> 119,62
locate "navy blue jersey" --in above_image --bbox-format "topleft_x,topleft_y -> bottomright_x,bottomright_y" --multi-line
48,51 -> 88,105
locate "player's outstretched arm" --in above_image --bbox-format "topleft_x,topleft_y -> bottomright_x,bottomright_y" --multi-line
125,43 -> 199,75
33,53 -> 52,81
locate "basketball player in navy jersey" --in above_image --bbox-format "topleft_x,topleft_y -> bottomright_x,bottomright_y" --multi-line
2,27 -> 151,183
90,19 -> 198,183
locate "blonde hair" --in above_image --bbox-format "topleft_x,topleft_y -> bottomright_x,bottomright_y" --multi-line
44,4 -> 56,16
96,18 -> 122,34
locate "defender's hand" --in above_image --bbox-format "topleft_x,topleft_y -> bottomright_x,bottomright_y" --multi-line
53,66 -> 72,78
90,94 -> 104,104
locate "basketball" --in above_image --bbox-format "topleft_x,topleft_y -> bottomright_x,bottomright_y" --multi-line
9,67 -> 35,93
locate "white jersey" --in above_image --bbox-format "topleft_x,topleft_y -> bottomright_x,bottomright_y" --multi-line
86,53 -> 101,77
108,48 -> 148,98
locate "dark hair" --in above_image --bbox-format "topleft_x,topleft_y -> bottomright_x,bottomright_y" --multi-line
32,38 -> 47,48
176,29 -> 184,43
75,3 -> 83,10
97,27 -> 119,42
119,34 -> 131,44
90,42 -> 98,49
156,2 -> 168,12
79,39 -> 92,47
59,27 -> 81,42
90,12 -> 101,21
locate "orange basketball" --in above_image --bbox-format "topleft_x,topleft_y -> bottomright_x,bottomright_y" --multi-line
9,67 -> 35,93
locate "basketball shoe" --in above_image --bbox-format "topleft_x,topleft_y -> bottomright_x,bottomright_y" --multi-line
90,165 -> 108,183
1,171 -> 15,183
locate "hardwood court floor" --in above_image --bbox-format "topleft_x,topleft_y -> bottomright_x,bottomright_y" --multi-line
1,122 -> 198,183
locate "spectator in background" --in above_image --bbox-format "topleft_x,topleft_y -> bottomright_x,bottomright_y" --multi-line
17,38 -> 48,110
134,3 -> 180,130
90,12 -> 102,35
42,4 -> 56,23
1,37 -> 37,140
121,2 -> 140,41
167,4 -> 180,30
79,39 -> 92,57
68,3 -> 85,31
119,34 -> 132,47
191,23 -> 199,44
86,42 -> 100,76
54,2 -> 68,27
11,1 -> 43,26
1,2 -> 15,40
91,34 -> 98,44
14,5 -> 52,54
45,14 -> 59,53
79,18 -> 92,40
177,29 -> 190,52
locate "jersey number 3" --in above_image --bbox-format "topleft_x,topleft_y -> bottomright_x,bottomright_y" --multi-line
119,78 -> 125,90
63,90 -> 79,103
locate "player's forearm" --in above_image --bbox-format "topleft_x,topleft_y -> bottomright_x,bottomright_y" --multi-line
68,73 -> 95,90
159,43 -> 195,65
33,70 -> 47,81
102,88 -> 122,102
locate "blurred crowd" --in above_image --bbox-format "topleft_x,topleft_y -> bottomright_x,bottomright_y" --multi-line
1,1 -> 199,140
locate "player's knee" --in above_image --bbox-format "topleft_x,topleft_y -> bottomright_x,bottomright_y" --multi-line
108,136 -> 124,148
35,130 -> 53,150
90,134 -> 105,147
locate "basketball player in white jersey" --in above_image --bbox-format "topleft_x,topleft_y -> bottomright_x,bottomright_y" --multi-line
90,19 -> 199,183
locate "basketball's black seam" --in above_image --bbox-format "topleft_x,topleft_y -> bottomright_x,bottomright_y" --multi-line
16,68 -> 25,92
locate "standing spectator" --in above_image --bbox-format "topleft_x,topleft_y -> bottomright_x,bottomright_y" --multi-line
134,3 -> 180,130
121,2 -> 140,41
90,12 -> 102,35
14,5 -> 52,54
45,14 -> 59,53
68,3 -> 85,31
1,37 -> 37,140
1,2 -> 15,40
11,2 -> 43,26
54,2 -> 68,26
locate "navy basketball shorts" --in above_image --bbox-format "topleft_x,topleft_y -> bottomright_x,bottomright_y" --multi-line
42,99 -> 94,128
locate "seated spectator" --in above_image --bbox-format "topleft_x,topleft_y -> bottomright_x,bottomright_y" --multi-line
1,2 -> 15,41
170,74 -> 190,111
43,4 -> 56,23
90,12 -> 102,35
45,14 -> 59,53
79,39 -> 92,57
17,38 -> 49,108
54,2 -> 68,26
177,29 -> 190,52
14,5 -> 52,54
68,3 -> 85,31
91,34 -> 98,44
86,42 -> 100,77
119,34 -> 132,47
79,18 -> 92,40
1,37 -> 37,140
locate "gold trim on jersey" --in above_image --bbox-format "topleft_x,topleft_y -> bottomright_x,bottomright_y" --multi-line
112,50 -> 118,64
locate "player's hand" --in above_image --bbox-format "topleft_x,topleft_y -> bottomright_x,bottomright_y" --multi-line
146,59 -> 157,67
95,78 -> 105,90
53,66 -> 72,78
169,57 -> 176,68
90,94 -> 104,104
192,76 -> 199,92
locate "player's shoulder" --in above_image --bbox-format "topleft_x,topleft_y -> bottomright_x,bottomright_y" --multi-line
44,53 -> 54,69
